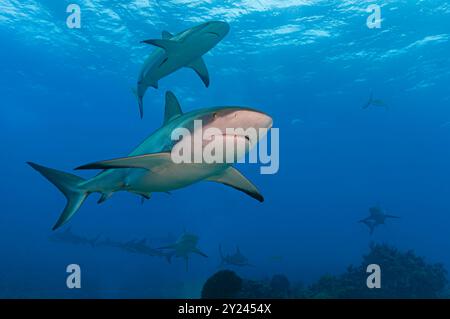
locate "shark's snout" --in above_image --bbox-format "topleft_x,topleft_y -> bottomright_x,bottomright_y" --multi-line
203,21 -> 230,39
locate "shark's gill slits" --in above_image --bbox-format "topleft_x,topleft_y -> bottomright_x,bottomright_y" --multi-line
159,57 -> 169,68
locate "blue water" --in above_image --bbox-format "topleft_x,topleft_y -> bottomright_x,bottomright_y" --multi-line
1,0 -> 450,298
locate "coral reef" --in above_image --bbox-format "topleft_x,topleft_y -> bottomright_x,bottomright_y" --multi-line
307,243 -> 448,299
201,244 -> 448,299
201,270 -> 242,299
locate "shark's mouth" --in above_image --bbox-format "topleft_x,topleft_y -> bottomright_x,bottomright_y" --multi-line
207,133 -> 251,143
205,31 -> 221,38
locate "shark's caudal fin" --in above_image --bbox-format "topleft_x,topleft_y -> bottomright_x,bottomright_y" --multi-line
131,88 -> 145,119
27,162 -> 89,230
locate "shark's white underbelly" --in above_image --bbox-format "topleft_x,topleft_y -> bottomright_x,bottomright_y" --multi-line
127,162 -> 228,193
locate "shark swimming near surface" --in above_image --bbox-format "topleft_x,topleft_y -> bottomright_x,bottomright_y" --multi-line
362,92 -> 387,110
134,21 -> 230,118
359,205 -> 400,234
158,232 -> 208,271
219,245 -> 252,267
28,91 -> 272,230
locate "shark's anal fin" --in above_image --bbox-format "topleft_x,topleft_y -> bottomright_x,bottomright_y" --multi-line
141,39 -> 180,53
164,91 -> 183,124
207,167 -> 264,202
162,31 -> 173,39
187,57 -> 210,87
75,152 -> 172,171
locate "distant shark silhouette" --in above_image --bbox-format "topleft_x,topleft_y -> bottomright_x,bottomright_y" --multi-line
50,227 -> 100,247
158,232 -> 208,271
359,205 -> 399,234
134,21 -> 230,118
121,238 -> 168,257
219,245 -> 253,267
97,236 -> 169,258
28,91 -> 271,230
362,92 -> 387,110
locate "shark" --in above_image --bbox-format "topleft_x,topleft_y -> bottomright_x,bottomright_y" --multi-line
359,205 -> 400,234
95,237 -> 169,258
219,245 -> 252,267
159,232 -> 208,271
50,227 -> 100,247
134,21 -> 230,118
362,92 -> 387,110
121,238 -> 168,257
28,91 -> 272,230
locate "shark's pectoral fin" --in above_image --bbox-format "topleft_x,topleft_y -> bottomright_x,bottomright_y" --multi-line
75,152 -> 172,170
193,248 -> 208,258
207,167 -> 264,202
162,31 -> 173,39
164,91 -> 183,124
141,39 -> 180,53
385,214 -> 400,219
187,57 -> 210,87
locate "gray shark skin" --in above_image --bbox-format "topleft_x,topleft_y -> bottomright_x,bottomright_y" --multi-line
135,21 -> 230,118
159,232 -> 208,271
219,245 -> 252,267
359,205 -> 399,234
28,91 -> 272,230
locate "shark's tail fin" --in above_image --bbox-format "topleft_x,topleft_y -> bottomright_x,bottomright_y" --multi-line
28,162 -> 89,230
131,88 -> 144,119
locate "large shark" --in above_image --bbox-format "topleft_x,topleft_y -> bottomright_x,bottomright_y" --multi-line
28,91 -> 272,230
159,232 -> 208,271
219,245 -> 252,267
135,21 -> 230,118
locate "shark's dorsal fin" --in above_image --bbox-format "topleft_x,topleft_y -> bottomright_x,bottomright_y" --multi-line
162,31 -> 173,39
207,167 -> 264,202
141,39 -> 180,53
187,57 -> 210,87
164,91 -> 183,124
